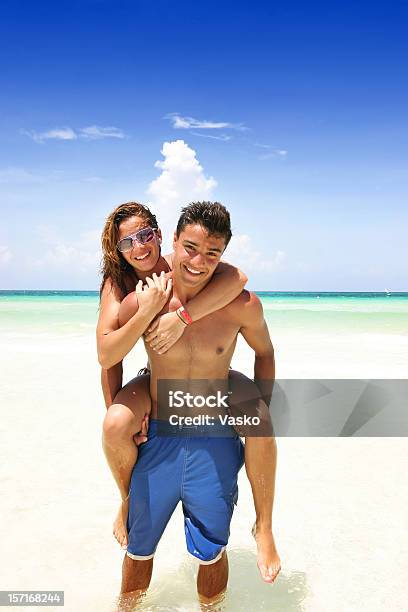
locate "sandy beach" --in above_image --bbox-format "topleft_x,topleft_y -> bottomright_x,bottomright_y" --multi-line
1,293 -> 408,611
2,0 -> 408,606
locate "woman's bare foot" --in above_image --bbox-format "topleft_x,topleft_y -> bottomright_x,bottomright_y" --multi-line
252,523 -> 281,583
113,497 -> 129,549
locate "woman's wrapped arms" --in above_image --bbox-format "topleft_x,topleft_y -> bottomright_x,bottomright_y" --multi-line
144,261 -> 247,354
96,273 -> 172,369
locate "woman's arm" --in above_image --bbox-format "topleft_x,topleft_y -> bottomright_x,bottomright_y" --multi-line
96,274 -> 172,370
144,261 -> 247,354
101,362 -> 123,408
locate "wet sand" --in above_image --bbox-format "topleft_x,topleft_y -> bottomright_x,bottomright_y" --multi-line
1,323 -> 408,610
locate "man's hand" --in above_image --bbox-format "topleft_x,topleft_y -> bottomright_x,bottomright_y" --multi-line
133,414 -> 149,446
135,272 -> 172,319
144,311 -> 186,354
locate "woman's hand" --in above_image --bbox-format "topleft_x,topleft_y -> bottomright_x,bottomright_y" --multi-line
144,311 -> 187,354
133,413 -> 149,446
136,272 -> 172,318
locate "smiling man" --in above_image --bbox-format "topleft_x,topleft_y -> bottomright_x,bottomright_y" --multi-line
119,202 -> 280,603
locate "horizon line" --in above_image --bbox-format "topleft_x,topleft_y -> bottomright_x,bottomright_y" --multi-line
1,289 -> 407,294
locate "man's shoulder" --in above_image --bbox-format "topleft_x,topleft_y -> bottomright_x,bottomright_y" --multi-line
228,289 -> 262,306
227,290 -> 263,322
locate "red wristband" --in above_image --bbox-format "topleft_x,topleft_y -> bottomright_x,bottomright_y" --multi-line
177,305 -> 193,325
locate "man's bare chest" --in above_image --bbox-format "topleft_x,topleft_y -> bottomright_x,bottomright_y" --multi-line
148,310 -> 240,372
182,313 -> 238,355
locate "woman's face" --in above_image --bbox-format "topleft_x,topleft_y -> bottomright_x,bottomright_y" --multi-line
117,215 -> 162,273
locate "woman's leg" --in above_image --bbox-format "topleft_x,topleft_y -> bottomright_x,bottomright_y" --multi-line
103,373 -> 151,548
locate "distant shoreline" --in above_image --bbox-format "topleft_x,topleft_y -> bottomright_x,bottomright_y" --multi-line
1,290 -> 408,297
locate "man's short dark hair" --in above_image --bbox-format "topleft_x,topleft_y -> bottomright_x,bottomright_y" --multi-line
176,201 -> 232,247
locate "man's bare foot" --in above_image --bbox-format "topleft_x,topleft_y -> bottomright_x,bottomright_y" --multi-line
252,523 -> 281,583
113,497 -> 129,550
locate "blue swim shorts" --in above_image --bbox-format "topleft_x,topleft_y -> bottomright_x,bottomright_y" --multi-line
126,419 -> 245,564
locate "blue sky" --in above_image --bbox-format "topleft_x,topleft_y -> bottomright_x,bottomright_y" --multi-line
1,0 -> 407,290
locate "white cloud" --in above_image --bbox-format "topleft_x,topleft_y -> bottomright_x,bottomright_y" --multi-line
0,245 -> 12,265
83,176 -> 104,183
27,226 -> 101,273
21,125 -> 126,143
146,140 -> 217,244
79,125 -> 126,140
166,113 -> 247,131
190,132 -> 231,142
269,249 -> 286,268
255,144 -> 288,161
226,234 -> 286,272
258,150 -> 288,160
21,127 -> 77,143
0,167 -> 46,183
0,167 -> 106,185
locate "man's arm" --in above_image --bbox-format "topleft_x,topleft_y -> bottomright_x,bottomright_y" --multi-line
239,292 -> 275,406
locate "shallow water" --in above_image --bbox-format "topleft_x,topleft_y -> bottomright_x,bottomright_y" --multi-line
115,555 -> 307,611
1,291 -> 407,338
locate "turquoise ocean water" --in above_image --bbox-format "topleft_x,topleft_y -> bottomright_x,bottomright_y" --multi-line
1,291 -> 407,338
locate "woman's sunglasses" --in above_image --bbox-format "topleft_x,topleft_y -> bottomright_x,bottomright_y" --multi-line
117,227 -> 157,253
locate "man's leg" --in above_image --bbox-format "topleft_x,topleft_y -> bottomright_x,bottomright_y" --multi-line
182,432 -> 241,604
102,373 -> 151,548
197,551 -> 228,604
121,555 -> 153,597
228,370 -> 281,583
119,555 -> 154,609
122,428 -> 183,601
245,436 -> 281,583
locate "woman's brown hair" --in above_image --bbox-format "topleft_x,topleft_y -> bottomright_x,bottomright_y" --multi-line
99,201 -> 158,297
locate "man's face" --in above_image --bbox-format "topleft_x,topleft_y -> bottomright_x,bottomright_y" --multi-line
172,223 -> 226,288
117,215 -> 162,272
